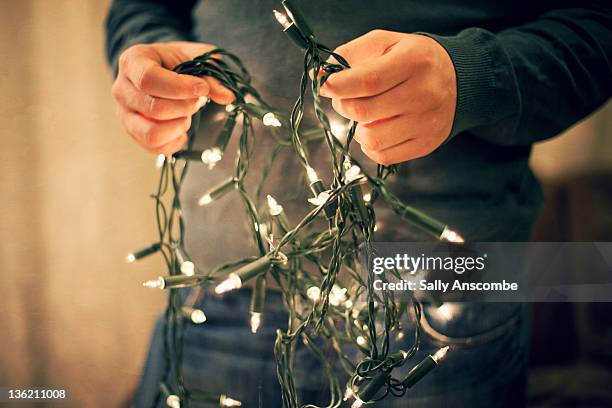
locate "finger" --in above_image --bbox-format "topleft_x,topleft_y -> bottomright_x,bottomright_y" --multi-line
112,76 -> 203,120
203,76 -> 236,105
331,30 -> 405,66
354,115 -> 418,151
121,53 -> 210,99
321,45 -> 417,99
332,79 -> 431,122
147,133 -> 189,156
117,105 -> 191,148
361,137 -> 429,165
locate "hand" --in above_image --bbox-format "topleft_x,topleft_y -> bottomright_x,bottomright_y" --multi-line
111,41 -> 235,156
321,30 -> 457,165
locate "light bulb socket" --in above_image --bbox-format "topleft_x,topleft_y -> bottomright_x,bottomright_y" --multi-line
128,242 -> 161,262
282,0 -> 314,39
250,275 -> 267,314
401,355 -> 437,389
214,111 -> 238,152
355,371 -> 389,403
161,274 -> 208,290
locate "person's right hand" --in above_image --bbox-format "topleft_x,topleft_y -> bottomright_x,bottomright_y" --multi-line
112,41 -> 235,156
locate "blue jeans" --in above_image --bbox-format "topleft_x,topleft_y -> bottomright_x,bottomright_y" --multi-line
134,289 -> 528,408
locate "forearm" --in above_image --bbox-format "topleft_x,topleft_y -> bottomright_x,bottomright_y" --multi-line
105,0 -> 197,74
428,2 -> 612,145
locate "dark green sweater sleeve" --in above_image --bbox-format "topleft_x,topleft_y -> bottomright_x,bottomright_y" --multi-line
429,3 -> 612,146
105,0 -> 198,75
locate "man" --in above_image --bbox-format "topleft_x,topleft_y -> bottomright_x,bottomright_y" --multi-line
106,1 -> 611,407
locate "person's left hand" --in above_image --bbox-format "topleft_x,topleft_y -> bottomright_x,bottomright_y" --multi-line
320,30 -> 457,165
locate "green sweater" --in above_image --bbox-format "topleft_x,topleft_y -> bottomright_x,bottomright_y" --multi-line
105,1 -> 611,263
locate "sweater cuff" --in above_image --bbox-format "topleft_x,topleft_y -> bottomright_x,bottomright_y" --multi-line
420,29 -> 519,138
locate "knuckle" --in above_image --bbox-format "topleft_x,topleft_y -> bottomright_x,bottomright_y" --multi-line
360,69 -> 381,94
356,127 -> 380,150
135,66 -> 155,92
345,99 -> 369,122
143,124 -> 162,146
145,95 -> 160,116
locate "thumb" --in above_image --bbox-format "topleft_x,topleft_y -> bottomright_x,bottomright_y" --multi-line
330,29 -> 404,66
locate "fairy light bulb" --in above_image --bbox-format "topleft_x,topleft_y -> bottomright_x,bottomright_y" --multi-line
197,96 -> 209,109
166,395 -> 181,408
351,398 -> 364,408
307,191 -> 330,207
306,286 -> 321,302
201,147 -> 223,170
432,346 -> 449,362
267,195 -> 284,216
436,303 -> 456,320
329,285 -> 347,306
190,308 -> 207,324
180,261 -> 195,276
362,192 -> 371,203
225,103 -> 236,112
262,112 -> 282,127
440,226 -> 464,243
344,165 -> 365,183
198,194 -> 213,206
356,336 -> 367,347
250,313 -> 262,333
143,276 -> 165,289
343,386 -> 354,401
155,154 -> 166,169
306,166 -> 320,184
219,395 -> 242,407
126,253 -> 136,263
273,9 -> 292,29
215,273 -> 242,294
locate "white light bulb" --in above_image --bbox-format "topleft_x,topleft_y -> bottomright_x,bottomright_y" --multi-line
396,331 -> 405,341
345,300 -> 353,308
250,313 -> 262,333
351,397 -> 365,408
155,154 -> 166,169
198,194 -> 213,206
215,273 -> 242,294
266,194 -> 284,216
344,165 -> 365,183
330,120 -> 348,141
436,303 -> 456,320
225,103 -> 236,112
440,227 -> 464,243
307,191 -> 330,207
306,286 -> 321,302
201,148 -> 223,170
190,309 -> 207,324
432,346 -> 450,363
306,166 -> 320,184
343,386 -> 354,401
273,9 -> 292,30
180,261 -> 195,276
362,193 -> 371,203
356,336 -> 367,346
125,253 -> 136,263
329,285 -> 347,306
197,96 -> 209,109
166,395 -> 181,408
219,395 -> 242,407
262,112 -> 282,127
143,277 -> 165,289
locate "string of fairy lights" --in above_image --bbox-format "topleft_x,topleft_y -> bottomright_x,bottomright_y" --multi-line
126,1 -> 464,407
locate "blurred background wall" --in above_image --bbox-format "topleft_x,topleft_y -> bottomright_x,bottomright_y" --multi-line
0,1 -> 610,407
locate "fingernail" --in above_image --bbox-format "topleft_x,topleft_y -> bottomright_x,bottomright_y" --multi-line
197,96 -> 209,109
194,82 -> 209,96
